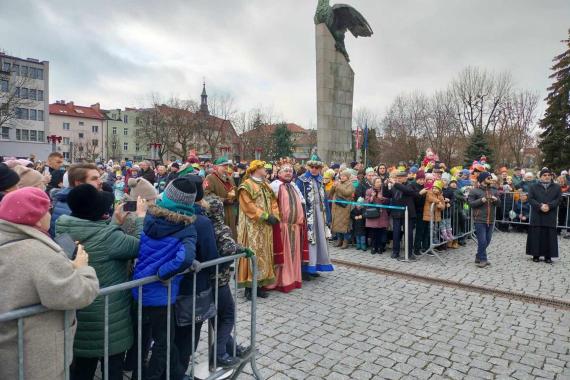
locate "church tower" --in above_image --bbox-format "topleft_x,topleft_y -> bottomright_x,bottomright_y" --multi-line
199,80 -> 209,115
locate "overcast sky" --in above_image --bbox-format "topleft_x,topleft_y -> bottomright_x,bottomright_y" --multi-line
1,0 -> 568,128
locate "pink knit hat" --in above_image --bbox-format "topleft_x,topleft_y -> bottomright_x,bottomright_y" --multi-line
0,187 -> 51,226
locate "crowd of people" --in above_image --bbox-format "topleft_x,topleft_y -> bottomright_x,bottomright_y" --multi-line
0,148 -> 568,379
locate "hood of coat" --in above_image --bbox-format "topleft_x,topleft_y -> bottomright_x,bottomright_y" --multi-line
53,186 -> 72,202
0,219 -> 61,251
144,204 -> 195,239
55,215 -> 109,242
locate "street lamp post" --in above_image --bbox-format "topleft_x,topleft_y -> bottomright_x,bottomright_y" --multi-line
254,147 -> 262,161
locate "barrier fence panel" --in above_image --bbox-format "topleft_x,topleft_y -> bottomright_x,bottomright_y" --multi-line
0,254 -> 262,380
328,199 -> 410,261
495,192 -> 570,230
423,200 -> 475,265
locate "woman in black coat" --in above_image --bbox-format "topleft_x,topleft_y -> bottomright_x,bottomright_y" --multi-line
526,168 -> 562,263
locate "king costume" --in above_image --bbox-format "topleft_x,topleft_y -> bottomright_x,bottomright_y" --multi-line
236,161 -> 280,289
267,164 -> 306,293
296,155 -> 334,275
204,156 -> 238,239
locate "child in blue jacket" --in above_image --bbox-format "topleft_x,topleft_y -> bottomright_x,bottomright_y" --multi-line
132,178 -> 198,380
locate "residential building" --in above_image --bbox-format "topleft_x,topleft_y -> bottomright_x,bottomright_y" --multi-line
48,101 -> 105,163
0,52 -> 50,160
240,123 -> 316,161
104,108 -> 149,162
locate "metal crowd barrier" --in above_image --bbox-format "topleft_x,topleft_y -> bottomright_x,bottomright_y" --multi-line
0,254 -> 262,380
495,191 -> 570,230
328,199 -> 412,261
423,201 -> 475,265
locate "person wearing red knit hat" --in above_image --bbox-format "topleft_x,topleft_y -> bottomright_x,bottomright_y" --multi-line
0,187 -> 99,380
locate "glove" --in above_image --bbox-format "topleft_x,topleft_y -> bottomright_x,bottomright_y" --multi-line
266,215 -> 279,225
190,260 -> 202,273
240,248 -> 255,258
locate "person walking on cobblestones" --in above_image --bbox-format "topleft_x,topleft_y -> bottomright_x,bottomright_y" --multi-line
468,172 -> 499,268
526,168 -> 562,263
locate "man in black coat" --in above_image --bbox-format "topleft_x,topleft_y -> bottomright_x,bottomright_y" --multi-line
526,168 -> 562,263
386,172 -> 418,260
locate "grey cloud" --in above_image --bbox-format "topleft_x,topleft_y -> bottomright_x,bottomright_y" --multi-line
0,0 -> 568,126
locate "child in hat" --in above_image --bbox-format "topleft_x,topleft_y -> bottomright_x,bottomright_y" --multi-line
350,197 -> 367,251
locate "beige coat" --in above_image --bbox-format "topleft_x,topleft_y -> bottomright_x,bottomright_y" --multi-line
330,180 -> 354,234
0,221 -> 99,380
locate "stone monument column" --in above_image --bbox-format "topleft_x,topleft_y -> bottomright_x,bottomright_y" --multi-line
315,23 -> 354,165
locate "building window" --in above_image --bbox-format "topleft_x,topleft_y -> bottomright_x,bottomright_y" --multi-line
30,130 -> 37,141
78,133 -> 84,139
0,80 -> 7,92
63,122 -> 70,130
63,137 -> 70,145
29,109 -> 37,120
21,88 -> 28,99
111,113 -> 116,119
124,115 -> 128,123
92,125 -> 98,133
136,143 -> 140,151
16,129 -> 21,140
112,127 -> 117,135
37,68 -> 44,80
63,152 -> 70,160
2,62 -> 10,72
38,131 -> 44,141
15,87 -> 20,97
112,142 -> 117,150
28,67 -> 36,79
123,142 -> 128,151
123,128 -> 128,136
92,139 -> 98,146
20,66 -> 28,77
22,129 -> 29,141
21,109 -> 29,120
37,110 -> 44,121
79,121 -> 84,126
29,89 -> 36,100
1,127 -> 9,139
12,64 -> 19,75
37,90 -> 43,101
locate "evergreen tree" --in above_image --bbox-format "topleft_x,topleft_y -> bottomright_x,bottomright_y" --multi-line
464,128 -> 493,167
539,30 -> 570,172
272,123 -> 294,160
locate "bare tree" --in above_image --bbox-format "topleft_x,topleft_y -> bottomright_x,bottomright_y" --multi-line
137,100 -> 175,162
451,66 -> 512,136
209,93 -> 237,122
71,139 -> 99,162
0,73 -> 37,129
496,90 -> 539,167
106,133 -> 121,160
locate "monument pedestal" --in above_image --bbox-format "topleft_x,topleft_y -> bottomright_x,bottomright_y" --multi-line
315,23 -> 354,164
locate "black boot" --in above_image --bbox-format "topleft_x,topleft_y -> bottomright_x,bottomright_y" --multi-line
244,288 -> 252,301
257,287 -> 269,298
302,272 -> 312,281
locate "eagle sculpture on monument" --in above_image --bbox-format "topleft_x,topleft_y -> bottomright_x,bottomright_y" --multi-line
314,0 -> 373,62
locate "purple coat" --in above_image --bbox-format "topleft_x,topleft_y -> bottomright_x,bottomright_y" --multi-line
365,188 -> 390,229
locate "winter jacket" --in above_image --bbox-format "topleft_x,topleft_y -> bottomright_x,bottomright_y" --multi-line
55,215 -> 142,358
350,207 -> 366,236
0,221 -> 99,380
49,187 -> 72,237
140,168 -> 156,185
178,207 -> 219,300
423,190 -> 446,222
330,180 -> 354,233
364,187 -> 391,229
468,186 -> 499,225
355,180 -> 373,200
528,182 -> 562,228
513,200 -> 530,222
132,205 -> 197,306
386,182 -> 418,219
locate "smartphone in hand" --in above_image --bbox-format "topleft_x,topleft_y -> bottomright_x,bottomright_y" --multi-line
123,201 -> 137,212
54,233 -> 78,260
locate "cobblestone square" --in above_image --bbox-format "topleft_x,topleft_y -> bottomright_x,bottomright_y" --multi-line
234,232 -> 570,379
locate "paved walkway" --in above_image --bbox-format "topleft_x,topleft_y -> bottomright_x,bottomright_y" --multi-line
234,232 -> 570,379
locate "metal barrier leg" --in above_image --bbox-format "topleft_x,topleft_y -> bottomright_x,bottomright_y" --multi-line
137,286 -> 142,380
18,318 -> 24,380
104,295 -> 109,380
249,257 -> 262,380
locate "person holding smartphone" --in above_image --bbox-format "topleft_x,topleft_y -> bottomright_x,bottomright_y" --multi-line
0,187 -> 99,380
56,184 -> 146,380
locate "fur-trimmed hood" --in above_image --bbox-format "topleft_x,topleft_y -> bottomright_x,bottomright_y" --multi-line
147,204 -> 196,224
144,204 -> 196,240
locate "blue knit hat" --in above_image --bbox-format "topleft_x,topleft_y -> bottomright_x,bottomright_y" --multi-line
157,177 -> 196,216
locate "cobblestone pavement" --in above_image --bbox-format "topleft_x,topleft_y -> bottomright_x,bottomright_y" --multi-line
235,264 -> 570,379
329,231 -> 570,302
231,232 -> 570,379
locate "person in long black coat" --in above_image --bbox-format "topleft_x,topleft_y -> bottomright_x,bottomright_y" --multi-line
526,168 -> 562,263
